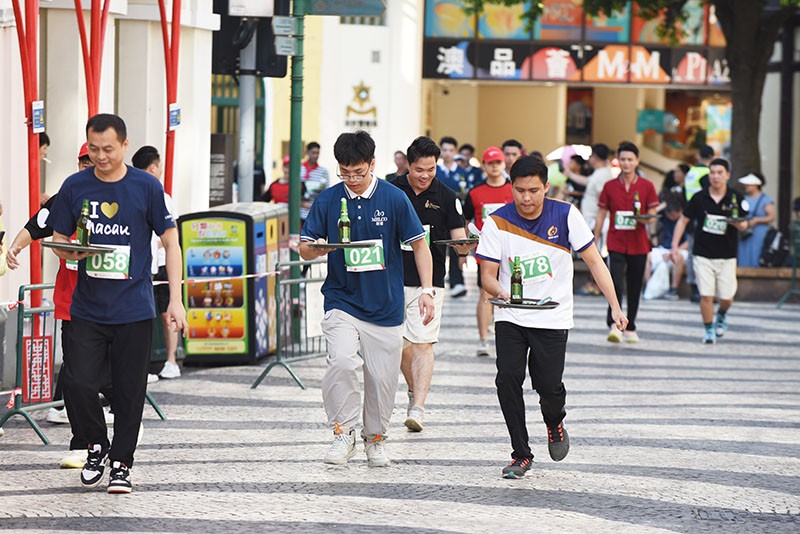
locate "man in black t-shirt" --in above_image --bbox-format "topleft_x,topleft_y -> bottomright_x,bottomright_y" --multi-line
391,136 -> 471,432
671,158 -> 748,344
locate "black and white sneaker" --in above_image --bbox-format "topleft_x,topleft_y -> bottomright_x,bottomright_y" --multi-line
80,443 -> 108,488
107,461 -> 132,494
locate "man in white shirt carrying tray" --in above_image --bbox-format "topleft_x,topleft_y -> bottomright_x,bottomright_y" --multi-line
475,155 -> 627,479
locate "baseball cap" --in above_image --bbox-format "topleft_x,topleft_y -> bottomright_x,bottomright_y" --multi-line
282,155 -> 290,165
454,154 -> 466,162
482,146 -> 504,163
738,173 -> 763,186
77,143 -> 89,159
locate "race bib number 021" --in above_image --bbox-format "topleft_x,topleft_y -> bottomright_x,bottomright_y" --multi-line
345,240 -> 385,272
86,245 -> 131,279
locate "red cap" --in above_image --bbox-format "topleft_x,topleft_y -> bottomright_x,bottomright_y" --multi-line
77,143 -> 89,159
282,155 -> 290,165
482,146 -> 504,163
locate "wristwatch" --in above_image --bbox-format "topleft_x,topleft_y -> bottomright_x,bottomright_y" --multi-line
420,287 -> 436,297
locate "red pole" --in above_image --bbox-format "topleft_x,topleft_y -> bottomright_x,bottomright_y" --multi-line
73,0 -> 97,116
158,0 -> 181,196
12,0 -> 42,298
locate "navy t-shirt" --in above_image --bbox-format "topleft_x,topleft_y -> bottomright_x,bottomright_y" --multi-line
47,166 -> 175,324
301,178 -> 425,327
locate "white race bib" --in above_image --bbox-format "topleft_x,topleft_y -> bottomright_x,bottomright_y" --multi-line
703,214 -> 728,235
400,225 -> 430,251
86,245 -> 131,279
344,240 -> 385,272
614,211 -> 636,231
481,203 -> 505,221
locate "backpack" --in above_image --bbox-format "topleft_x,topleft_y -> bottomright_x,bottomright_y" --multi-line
759,228 -> 790,267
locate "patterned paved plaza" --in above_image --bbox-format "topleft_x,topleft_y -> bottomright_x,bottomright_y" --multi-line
1,271 -> 799,533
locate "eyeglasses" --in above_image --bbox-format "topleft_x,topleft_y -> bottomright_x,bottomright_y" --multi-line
337,166 -> 372,182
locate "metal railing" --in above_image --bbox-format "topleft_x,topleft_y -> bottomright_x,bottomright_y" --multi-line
252,259 -> 328,390
0,283 -> 167,445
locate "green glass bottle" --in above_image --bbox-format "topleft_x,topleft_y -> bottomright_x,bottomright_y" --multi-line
338,198 -> 351,243
510,256 -> 523,304
731,194 -> 739,219
76,199 -> 91,246
633,191 -> 641,217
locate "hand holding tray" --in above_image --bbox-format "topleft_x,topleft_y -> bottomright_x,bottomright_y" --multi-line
433,238 -> 479,247
631,214 -> 657,221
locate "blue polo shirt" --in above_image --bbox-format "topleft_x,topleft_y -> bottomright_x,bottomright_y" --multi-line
301,177 -> 425,326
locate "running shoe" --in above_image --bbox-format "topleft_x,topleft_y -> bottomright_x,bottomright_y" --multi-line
607,328 -> 622,343
715,313 -> 728,338
502,457 -> 532,479
476,339 -> 490,357
664,288 -> 679,301
404,406 -> 424,432
80,444 -> 108,488
450,284 -> 467,298
147,373 -> 159,384
365,435 -> 390,467
107,461 -> 132,494
159,361 -> 181,379
703,328 -> 716,344
46,407 -> 70,424
547,422 -> 570,462
323,427 -> 356,465
623,330 -> 640,343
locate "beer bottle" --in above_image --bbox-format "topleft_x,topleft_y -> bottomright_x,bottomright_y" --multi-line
510,256 -> 523,304
76,199 -> 91,246
633,191 -> 641,217
731,194 -> 739,219
338,198 -> 351,243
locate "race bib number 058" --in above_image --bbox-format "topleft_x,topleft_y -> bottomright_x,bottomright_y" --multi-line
345,240 -> 385,272
86,245 -> 131,279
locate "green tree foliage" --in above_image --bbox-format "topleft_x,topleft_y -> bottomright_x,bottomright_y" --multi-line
463,0 -> 800,175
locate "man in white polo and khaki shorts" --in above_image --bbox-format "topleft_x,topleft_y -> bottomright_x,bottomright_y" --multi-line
390,136 -> 472,432
671,157 -> 749,344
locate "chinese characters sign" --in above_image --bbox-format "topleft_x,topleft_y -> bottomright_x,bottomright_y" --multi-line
422,0 -> 729,88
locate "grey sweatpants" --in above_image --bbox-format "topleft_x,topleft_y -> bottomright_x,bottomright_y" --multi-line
320,309 -> 403,440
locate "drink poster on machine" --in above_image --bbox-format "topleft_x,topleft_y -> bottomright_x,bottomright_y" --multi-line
182,219 -> 248,354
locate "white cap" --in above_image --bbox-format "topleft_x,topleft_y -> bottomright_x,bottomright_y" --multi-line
738,173 -> 762,186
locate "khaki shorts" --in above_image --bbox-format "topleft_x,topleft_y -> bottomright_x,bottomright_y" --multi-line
403,287 -> 445,344
694,256 -> 737,300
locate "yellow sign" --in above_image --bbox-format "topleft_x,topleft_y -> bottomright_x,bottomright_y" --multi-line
345,81 -> 377,128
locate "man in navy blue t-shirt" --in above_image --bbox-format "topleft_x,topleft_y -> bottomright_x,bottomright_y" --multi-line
48,114 -> 187,494
300,131 -> 435,467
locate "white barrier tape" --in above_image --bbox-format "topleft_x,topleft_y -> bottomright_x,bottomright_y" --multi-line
3,388 -> 22,409
0,300 -> 22,312
152,270 -> 281,285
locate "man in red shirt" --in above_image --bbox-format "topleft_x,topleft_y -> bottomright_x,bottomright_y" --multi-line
595,141 -> 658,343
464,146 -> 514,356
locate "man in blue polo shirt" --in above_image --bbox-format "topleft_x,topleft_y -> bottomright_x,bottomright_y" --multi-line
300,131 -> 435,467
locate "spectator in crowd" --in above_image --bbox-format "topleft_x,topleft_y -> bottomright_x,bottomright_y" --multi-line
577,144 -> 615,296
457,143 -> 483,194
300,141 -> 330,223
644,203 -> 688,300
501,139 -> 523,173
737,172 -> 776,267
659,163 -> 690,210
262,155 -> 305,205
385,151 -> 408,182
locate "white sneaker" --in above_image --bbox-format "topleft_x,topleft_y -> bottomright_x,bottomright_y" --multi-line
450,284 -> 467,298
46,407 -> 70,424
324,428 -> 356,465
404,406 -> 424,432
607,328 -> 622,343
365,436 -> 390,467
159,361 -> 181,379
104,407 -> 114,425
59,449 -> 87,469
147,374 -> 159,384
476,339 -> 490,357
623,330 -> 640,343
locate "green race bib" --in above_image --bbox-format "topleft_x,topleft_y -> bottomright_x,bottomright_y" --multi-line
519,255 -> 553,284
86,245 -> 131,280
345,240 -> 385,272
703,214 -> 728,235
614,210 -> 636,231
400,225 -> 430,251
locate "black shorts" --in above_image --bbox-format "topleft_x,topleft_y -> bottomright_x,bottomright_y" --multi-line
153,266 -> 170,314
